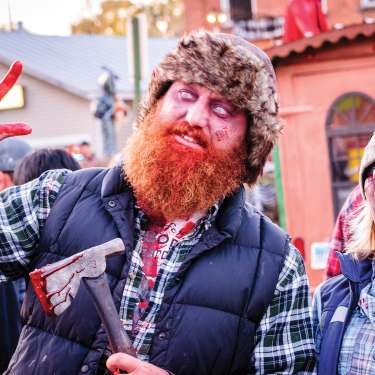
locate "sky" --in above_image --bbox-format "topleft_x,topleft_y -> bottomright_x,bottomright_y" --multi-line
0,0 -> 103,35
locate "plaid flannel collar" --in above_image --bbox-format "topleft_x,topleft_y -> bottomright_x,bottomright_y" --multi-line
134,202 -> 220,239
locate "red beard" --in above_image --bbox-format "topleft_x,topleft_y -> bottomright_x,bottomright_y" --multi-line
123,111 -> 247,223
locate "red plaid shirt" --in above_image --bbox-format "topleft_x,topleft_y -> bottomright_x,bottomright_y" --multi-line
325,184 -> 363,278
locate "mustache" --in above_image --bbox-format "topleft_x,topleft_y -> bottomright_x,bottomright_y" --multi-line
165,121 -> 209,148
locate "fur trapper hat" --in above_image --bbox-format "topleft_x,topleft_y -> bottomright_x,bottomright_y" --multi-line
360,131 -> 375,198
138,30 -> 282,185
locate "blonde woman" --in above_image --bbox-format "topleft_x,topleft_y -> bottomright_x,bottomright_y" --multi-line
313,133 -> 375,374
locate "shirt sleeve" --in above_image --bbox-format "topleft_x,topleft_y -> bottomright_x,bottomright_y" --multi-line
0,169 -> 69,281
312,284 -> 323,360
249,244 -> 316,374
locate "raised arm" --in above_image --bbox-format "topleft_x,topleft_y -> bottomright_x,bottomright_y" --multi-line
0,61 -> 32,140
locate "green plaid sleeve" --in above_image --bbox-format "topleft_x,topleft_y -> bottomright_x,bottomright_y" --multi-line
249,244 -> 316,374
0,169 -> 69,281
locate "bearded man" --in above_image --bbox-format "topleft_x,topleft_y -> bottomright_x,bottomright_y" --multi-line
0,31 -> 315,374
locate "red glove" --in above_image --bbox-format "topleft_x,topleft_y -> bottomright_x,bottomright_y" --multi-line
0,61 -> 32,141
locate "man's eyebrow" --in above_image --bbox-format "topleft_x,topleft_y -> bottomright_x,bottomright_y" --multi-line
210,95 -> 237,110
209,93 -> 227,102
179,82 -> 196,90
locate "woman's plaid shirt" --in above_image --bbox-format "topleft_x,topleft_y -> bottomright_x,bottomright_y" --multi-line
0,170 -> 316,374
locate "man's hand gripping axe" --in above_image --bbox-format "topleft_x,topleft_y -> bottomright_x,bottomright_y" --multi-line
30,238 -> 136,356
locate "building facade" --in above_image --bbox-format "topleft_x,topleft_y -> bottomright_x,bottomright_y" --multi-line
181,1 -> 375,286
267,24 -> 375,286
183,0 -> 375,43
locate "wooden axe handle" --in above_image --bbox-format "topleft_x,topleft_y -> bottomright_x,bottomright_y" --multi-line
83,274 -> 137,357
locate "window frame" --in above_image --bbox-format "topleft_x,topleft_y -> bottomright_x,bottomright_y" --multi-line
326,91 -> 375,216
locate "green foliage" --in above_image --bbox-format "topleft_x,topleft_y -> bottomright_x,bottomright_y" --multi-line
71,0 -> 184,37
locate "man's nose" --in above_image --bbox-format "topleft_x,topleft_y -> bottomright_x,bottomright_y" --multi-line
185,100 -> 209,128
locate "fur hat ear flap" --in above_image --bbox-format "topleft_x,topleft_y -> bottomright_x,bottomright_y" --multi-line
138,30 -> 282,185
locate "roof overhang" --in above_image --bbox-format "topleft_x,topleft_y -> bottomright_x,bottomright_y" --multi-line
266,23 -> 375,65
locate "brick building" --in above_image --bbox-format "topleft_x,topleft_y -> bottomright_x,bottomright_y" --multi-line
183,0 -> 375,44
267,23 -> 375,286
181,0 -> 375,286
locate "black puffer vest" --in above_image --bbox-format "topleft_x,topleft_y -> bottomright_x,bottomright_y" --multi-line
6,166 -> 288,375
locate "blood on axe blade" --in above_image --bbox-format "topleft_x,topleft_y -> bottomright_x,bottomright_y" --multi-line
30,238 -> 136,357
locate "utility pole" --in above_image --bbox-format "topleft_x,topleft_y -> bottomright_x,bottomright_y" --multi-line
7,0 -> 13,31
273,145 -> 286,230
127,13 -> 148,113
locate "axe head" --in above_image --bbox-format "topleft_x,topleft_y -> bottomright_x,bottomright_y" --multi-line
30,238 -> 125,316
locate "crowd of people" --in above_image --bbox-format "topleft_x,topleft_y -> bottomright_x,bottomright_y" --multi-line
0,30 -> 374,375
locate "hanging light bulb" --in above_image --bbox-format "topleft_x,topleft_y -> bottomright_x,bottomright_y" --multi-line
156,19 -> 168,33
217,13 -> 228,24
118,8 -> 127,19
173,5 -> 183,17
206,12 -> 217,24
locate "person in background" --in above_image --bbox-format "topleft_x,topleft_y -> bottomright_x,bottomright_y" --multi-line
0,138 -> 32,190
78,141 -> 99,168
313,132 -> 375,374
325,184 -> 363,278
0,137 -> 32,374
93,68 -> 119,158
13,148 -> 81,185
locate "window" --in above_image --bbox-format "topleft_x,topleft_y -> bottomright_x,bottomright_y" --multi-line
326,92 -> 375,215
229,0 -> 252,21
361,0 -> 375,9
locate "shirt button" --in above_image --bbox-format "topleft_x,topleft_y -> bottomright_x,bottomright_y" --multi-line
108,200 -> 117,208
158,332 -> 167,340
81,364 -> 89,373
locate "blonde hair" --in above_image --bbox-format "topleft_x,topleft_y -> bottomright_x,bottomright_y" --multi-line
346,200 -> 375,259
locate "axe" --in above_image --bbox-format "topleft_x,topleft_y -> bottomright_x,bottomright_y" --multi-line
30,238 -> 136,356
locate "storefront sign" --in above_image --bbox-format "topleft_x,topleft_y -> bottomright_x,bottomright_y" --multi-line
311,242 -> 330,269
0,85 -> 24,110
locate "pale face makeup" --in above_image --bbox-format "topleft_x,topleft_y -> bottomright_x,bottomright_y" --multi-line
156,81 -> 247,152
